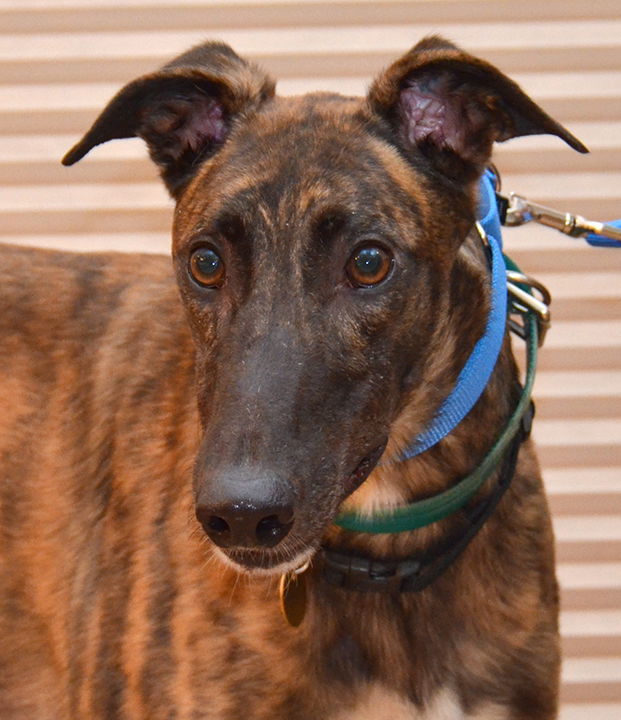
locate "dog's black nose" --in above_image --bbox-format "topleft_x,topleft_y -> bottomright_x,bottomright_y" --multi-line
195,469 -> 295,549
196,502 -> 294,549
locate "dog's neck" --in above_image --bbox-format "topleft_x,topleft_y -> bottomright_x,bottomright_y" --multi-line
297,345 -> 522,696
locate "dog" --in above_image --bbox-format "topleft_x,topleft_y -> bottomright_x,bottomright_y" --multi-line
0,36 -> 587,719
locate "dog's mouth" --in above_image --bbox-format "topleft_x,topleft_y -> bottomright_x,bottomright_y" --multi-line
343,441 -> 387,499
220,545 -> 317,576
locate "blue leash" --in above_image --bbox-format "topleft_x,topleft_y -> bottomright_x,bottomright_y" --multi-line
586,219 -> 621,248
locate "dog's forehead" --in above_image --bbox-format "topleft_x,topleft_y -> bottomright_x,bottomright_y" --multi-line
174,93 -> 433,240
236,92 -> 369,149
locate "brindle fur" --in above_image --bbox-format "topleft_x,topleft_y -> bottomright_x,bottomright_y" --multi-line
0,37 -> 586,719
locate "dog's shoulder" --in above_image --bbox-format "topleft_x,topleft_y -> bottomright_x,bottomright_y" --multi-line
0,242 -> 173,292
0,242 -> 190,402
0,243 -> 177,335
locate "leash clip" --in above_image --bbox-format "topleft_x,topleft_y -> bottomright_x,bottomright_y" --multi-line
502,192 -> 621,247
507,270 -> 551,347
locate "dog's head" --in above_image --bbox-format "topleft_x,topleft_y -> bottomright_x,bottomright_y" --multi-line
64,37 -> 585,573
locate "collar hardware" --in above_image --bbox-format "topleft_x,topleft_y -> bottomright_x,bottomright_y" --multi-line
506,268 -> 551,345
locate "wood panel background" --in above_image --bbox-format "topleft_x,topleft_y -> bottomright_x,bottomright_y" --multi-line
1,1 -> 619,717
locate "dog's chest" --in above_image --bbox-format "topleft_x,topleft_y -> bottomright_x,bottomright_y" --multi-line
332,685 -> 508,720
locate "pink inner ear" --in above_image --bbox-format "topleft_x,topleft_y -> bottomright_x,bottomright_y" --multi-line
147,93 -> 228,161
399,76 -> 480,160
180,94 -> 228,151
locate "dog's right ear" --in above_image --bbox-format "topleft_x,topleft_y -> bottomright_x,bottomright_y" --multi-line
367,35 -> 587,184
62,43 -> 275,198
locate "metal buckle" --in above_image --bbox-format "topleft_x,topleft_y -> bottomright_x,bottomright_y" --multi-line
507,270 -> 551,347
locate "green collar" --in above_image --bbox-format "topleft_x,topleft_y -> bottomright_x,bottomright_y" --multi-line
334,259 -> 544,535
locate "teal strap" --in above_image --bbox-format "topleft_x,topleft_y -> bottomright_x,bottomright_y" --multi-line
334,310 -> 538,535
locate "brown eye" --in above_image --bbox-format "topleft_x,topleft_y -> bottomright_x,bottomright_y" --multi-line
189,247 -> 225,288
346,245 -> 393,287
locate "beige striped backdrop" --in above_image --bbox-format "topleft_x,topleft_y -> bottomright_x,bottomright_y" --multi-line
1,1 -> 619,718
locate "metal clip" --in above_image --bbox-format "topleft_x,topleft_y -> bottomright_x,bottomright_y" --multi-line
475,218 -> 551,345
502,192 -> 621,245
507,270 -> 551,347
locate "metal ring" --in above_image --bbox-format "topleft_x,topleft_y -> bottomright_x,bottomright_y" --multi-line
506,270 -> 552,307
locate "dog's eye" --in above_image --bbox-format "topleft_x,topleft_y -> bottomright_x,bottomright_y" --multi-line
346,245 -> 393,287
189,247 -> 225,288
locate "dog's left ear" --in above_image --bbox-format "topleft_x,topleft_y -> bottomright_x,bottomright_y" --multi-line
368,35 -> 588,183
62,42 -> 275,198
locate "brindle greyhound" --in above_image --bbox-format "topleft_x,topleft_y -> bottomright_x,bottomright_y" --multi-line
0,37 -> 587,719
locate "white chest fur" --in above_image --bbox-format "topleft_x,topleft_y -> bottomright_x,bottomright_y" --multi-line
332,685 -> 508,720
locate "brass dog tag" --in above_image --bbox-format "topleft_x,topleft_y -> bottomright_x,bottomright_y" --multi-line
279,561 -> 310,627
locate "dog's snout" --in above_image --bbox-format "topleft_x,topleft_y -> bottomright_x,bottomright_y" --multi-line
195,469 -> 295,549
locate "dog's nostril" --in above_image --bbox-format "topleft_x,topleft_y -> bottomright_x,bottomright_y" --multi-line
255,513 -> 293,548
206,515 -> 230,537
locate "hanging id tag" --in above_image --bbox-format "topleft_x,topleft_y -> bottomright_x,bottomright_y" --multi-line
279,560 -> 310,627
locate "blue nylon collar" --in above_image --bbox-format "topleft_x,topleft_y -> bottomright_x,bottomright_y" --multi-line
400,171 -> 507,460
